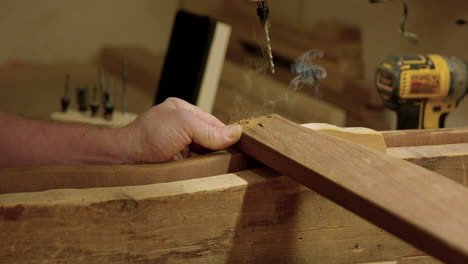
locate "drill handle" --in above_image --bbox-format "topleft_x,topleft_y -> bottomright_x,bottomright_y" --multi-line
396,101 -> 451,130
396,104 -> 421,130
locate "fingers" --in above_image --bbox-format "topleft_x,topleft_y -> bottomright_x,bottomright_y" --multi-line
163,97 -> 225,127
183,111 -> 242,150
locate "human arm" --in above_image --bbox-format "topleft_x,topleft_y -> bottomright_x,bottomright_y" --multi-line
0,98 -> 241,168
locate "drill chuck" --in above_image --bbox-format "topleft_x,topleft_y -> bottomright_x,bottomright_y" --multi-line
257,2 -> 270,27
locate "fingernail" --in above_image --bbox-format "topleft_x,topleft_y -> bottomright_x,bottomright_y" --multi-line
223,124 -> 242,140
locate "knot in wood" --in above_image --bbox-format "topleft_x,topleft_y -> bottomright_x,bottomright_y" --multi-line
124,198 -> 137,210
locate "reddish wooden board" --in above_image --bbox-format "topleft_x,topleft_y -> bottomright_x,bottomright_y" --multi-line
236,114 -> 468,264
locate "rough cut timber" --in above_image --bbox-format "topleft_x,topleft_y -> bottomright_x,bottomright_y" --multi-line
236,114 -> 468,264
382,127 -> 468,147
0,149 -> 259,194
0,167 -> 445,264
2,131 -> 468,263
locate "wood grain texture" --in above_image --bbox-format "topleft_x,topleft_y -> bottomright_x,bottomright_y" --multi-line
236,114 -> 468,264
0,149 -> 259,194
0,168 -> 426,264
3,128 -> 468,196
303,123 -> 387,152
387,143 -> 468,186
382,127 -> 468,147
2,138 -> 468,263
0,123 -> 380,194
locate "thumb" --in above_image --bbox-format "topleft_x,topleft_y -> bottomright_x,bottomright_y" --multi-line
186,118 -> 242,150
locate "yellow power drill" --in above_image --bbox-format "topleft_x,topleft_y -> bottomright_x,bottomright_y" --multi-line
375,54 -> 468,129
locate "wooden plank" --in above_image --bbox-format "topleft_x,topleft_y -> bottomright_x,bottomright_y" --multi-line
387,143 -> 468,185
382,127 -> 468,147
3,142 -> 466,264
236,114 -> 468,264
361,255 -> 443,264
3,135 -> 468,263
0,149 -> 259,194
0,123 -> 382,194
3,126 -> 468,196
303,123 -> 387,153
0,169 -> 426,264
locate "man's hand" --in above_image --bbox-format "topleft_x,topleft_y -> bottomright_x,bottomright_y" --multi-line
123,98 -> 242,163
0,98 -> 241,168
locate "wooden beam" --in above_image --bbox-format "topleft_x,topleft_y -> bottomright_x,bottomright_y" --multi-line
236,114 -> 468,264
3,128 -> 468,263
387,143 -> 468,185
0,149 -> 259,194
0,168 -> 429,264
0,123 -> 381,194
382,127 -> 468,147
3,126 -> 468,195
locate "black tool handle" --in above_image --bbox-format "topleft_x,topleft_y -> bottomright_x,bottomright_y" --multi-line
396,104 -> 420,130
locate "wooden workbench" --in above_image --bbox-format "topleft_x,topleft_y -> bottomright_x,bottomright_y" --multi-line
2,124 -> 468,264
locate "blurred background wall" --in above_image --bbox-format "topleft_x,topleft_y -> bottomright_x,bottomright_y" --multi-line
1,0 -> 468,127
0,0 -> 178,63
3,0 -> 468,78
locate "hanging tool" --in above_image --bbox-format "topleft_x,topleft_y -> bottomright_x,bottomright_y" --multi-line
61,74 -> 71,112
369,0 -> 419,44
256,1 -> 275,74
375,54 -> 468,129
90,86 -> 99,117
103,79 -> 114,120
76,86 -> 89,112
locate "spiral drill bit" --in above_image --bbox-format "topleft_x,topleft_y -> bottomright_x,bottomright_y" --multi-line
257,1 -> 275,74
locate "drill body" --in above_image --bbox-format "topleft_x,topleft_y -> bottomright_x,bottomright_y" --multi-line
375,54 -> 468,129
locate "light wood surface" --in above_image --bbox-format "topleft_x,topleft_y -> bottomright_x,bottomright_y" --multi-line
0,149 -> 258,194
382,127 -> 468,147
236,114 -> 468,264
50,110 -> 138,127
3,125 -> 468,263
0,168 -> 432,264
303,123 -> 387,152
0,123 -> 381,194
3,125 -> 468,195
2,146 -> 466,264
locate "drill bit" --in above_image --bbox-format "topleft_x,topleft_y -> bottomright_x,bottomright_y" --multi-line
257,1 -> 275,74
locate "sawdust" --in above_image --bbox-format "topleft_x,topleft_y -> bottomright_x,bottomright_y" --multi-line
235,115 -> 273,130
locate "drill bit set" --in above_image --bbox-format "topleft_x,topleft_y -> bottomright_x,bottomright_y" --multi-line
53,61 -> 137,127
